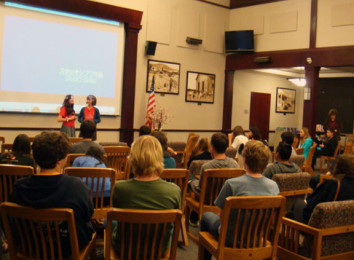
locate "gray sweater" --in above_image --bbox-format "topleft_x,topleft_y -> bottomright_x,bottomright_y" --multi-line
262,161 -> 300,179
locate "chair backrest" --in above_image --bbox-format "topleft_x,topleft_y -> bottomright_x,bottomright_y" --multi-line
160,169 -> 189,211
0,164 -> 34,203
295,147 -> 304,155
272,172 -> 312,212
65,153 -> 86,167
64,167 -> 116,217
103,146 -> 130,180
289,154 -> 305,168
183,133 -> 200,168
217,196 -> 286,259
188,160 -> 211,178
305,200 -> 354,257
0,202 -> 81,260
228,133 -> 233,147
200,168 -> 245,206
105,209 -> 182,260
1,143 -> 13,153
303,143 -> 317,168
68,137 -> 84,144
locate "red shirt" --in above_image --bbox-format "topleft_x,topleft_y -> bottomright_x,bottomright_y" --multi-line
83,106 -> 95,121
59,107 -> 75,127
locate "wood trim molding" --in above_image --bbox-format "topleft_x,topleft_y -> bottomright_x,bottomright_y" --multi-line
230,0 -> 284,9
310,0 -> 318,48
226,46 -> 354,70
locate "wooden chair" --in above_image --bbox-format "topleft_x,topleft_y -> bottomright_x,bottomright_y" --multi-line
64,167 -> 116,220
272,172 -> 312,212
0,164 -> 34,203
185,168 -> 245,242
69,137 -> 84,144
65,153 -> 86,167
0,202 -> 97,260
302,143 -> 317,176
295,147 -> 304,155
183,133 -> 200,169
319,142 -> 341,173
1,143 -> 13,153
103,146 -> 130,180
104,208 -> 182,260
160,169 -> 189,246
228,133 -> 233,147
198,196 -> 286,260
278,200 -> 354,260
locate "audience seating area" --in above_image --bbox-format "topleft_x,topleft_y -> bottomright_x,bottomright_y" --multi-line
0,131 -> 353,260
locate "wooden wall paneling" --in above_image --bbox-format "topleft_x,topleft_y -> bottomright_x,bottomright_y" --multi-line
310,0 -> 318,48
222,71 -> 234,133
303,66 -> 320,137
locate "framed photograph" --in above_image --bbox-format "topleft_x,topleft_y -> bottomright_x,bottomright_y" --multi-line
146,60 -> 180,94
185,71 -> 215,104
276,87 -> 296,114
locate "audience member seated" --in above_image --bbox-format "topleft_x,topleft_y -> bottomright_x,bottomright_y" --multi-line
151,131 -> 176,168
289,154 -> 354,224
281,131 -> 297,156
111,135 -> 181,257
187,137 -> 212,168
10,131 -> 94,254
231,125 -> 248,151
138,125 -> 151,136
312,128 -> 338,169
263,142 -> 301,179
189,133 -> 239,198
70,120 -> 105,155
298,127 -> 313,160
200,141 -> 279,260
73,146 -> 111,199
0,134 -> 35,168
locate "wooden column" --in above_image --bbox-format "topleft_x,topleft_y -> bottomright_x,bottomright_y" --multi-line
120,23 -> 142,145
303,66 -> 320,136
222,71 -> 234,133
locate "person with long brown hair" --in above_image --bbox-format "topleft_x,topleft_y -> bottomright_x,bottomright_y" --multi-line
57,94 -> 76,137
298,127 -> 313,160
187,137 -> 212,168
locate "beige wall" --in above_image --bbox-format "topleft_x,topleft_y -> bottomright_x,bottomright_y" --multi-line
229,0 -> 311,51
231,70 -> 304,146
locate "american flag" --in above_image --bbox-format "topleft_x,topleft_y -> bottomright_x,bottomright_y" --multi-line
145,75 -> 156,128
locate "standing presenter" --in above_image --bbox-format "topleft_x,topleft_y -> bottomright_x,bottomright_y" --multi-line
57,94 -> 76,137
78,95 -> 101,140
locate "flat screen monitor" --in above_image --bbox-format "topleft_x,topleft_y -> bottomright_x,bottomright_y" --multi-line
225,30 -> 254,53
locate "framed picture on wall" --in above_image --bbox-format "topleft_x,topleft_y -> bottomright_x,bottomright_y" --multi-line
276,87 -> 296,114
146,60 -> 180,94
185,71 -> 215,104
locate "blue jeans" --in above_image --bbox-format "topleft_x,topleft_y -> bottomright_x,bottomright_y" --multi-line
200,212 -> 220,260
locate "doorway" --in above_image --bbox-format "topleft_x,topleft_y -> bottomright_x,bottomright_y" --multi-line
250,92 -> 271,141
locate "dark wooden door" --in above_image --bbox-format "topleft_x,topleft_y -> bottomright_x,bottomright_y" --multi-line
250,92 -> 271,141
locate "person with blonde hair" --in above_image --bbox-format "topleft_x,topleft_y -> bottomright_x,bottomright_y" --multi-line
298,127 -> 313,160
187,137 -> 212,168
111,135 -> 181,258
200,141 -> 279,260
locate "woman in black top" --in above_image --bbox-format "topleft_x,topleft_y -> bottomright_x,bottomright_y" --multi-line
312,128 -> 338,168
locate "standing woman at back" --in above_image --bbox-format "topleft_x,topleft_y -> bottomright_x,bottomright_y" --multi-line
57,94 -> 76,137
78,95 -> 101,140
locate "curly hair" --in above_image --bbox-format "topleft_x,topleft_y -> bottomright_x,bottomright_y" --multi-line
32,131 -> 71,169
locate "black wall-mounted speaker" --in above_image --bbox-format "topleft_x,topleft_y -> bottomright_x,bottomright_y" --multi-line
145,41 -> 157,56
